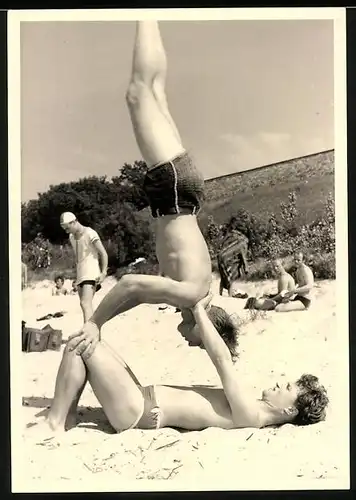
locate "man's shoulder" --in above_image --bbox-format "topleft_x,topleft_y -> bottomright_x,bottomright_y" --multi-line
84,226 -> 100,239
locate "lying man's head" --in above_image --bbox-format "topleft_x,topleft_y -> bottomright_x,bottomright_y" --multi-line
178,306 -> 239,361
261,374 -> 329,426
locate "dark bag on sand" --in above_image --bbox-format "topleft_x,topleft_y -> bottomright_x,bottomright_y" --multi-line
22,322 -> 62,353
41,323 -> 62,351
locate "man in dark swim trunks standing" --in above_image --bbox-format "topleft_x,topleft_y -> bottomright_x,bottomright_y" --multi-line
60,212 -> 108,323
68,21 -> 238,359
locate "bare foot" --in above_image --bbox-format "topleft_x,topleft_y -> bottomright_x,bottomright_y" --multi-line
26,416 -> 68,448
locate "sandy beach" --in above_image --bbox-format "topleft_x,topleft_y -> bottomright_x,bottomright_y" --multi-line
15,275 -> 348,492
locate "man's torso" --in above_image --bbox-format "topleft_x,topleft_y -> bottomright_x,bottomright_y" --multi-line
295,264 -> 313,298
155,384 -> 237,430
154,215 -> 211,289
70,227 -> 101,283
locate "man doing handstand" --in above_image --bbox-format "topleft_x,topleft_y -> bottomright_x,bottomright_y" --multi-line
69,21 -> 237,359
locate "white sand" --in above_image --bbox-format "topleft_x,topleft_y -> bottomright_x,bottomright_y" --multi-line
16,276 -> 349,492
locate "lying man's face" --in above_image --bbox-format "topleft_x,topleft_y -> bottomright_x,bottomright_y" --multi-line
262,380 -> 299,408
177,309 -> 203,348
177,307 -> 240,364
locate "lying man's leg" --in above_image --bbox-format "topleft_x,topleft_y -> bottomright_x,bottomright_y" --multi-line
83,342 -> 144,432
28,340 -> 145,439
27,340 -> 88,440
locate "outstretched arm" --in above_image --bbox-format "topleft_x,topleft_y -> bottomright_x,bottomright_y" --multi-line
192,300 -> 261,428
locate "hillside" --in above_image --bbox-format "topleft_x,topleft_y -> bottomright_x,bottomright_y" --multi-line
202,150 -> 334,226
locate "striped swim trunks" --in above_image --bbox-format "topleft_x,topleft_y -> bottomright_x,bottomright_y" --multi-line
143,151 -> 205,218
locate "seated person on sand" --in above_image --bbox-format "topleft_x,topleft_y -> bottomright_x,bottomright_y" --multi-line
28,294 -> 328,441
70,279 -> 78,295
245,258 -> 295,311
273,251 -> 314,312
68,20 -> 235,356
52,275 -> 69,296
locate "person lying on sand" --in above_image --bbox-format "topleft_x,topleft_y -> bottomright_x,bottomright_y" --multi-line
27,294 -> 328,443
274,251 -> 314,312
68,20 -> 236,359
245,259 -> 295,311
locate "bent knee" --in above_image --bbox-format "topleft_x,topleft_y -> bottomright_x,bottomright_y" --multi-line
126,80 -> 153,107
64,338 -> 80,355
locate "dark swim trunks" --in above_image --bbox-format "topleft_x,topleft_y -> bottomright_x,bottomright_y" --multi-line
293,294 -> 311,309
143,151 -> 205,218
77,280 -> 102,292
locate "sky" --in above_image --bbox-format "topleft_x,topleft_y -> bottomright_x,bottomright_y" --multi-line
20,18 -> 334,201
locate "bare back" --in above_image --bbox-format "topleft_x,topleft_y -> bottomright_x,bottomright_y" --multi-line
278,272 -> 295,293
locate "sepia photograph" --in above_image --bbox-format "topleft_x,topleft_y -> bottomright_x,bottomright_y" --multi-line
8,7 -> 348,493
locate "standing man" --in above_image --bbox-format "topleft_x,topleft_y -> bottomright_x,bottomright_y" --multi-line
60,212 -> 108,322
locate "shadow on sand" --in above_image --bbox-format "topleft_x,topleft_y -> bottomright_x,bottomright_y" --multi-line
23,396 -> 115,434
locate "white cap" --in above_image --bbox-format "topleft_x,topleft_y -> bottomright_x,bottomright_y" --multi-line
60,212 -> 76,224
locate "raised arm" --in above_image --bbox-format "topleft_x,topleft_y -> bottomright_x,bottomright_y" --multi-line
192,301 -> 262,428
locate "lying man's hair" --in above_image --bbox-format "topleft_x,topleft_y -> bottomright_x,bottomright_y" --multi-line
293,374 -> 329,425
207,305 -> 239,362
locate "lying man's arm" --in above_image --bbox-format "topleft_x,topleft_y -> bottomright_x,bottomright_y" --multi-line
192,298 -> 262,428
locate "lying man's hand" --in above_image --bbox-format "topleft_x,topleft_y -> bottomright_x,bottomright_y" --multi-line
68,321 -> 100,360
191,291 -> 213,314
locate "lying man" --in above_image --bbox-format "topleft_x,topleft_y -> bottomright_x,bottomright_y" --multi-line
68,20 -> 237,359
27,295 -> 328,441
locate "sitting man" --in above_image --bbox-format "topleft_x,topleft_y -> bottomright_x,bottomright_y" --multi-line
275,252 -> 314,312
245,258 -> 295,311
28,295 -> 328,441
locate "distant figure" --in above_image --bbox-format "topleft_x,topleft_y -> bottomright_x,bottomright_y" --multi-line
275,252 -> 314,312
60,212 -> 108,322
21,261 -> 28,290
217,230 -> 249,296
70,280 -> 78,295
52,275 -> 69,296
247,259 -> 296,311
